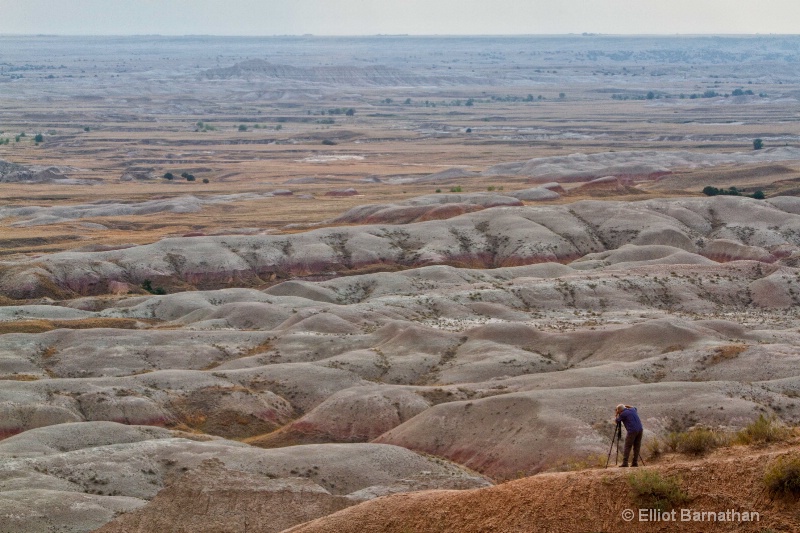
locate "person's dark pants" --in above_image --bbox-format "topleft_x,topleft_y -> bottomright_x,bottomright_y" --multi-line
622,430 -> 643,466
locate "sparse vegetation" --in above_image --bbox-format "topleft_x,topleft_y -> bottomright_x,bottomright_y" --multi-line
449,186 -> 463,193
142,279 -> 167,295
0,318 -> 143,335
680,427 -> 725,455
664,427 -> 726,455
644,438 -> 663,461
627,470 -> 690,511
753,138 -> 764,150
764,455 -> 800,498
702,186 -> 765,199
735,415 -> 791,446
321,139 -> 337,145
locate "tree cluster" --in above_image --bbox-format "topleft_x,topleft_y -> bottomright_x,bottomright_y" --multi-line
702,186 -> 765,200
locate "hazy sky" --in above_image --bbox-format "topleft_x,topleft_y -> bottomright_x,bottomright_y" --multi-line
1,0 -> 799,36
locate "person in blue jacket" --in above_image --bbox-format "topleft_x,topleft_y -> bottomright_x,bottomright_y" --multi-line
615,403 -> 643,467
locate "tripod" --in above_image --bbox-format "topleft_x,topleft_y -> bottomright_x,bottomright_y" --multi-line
604,422 -> 646,468
605,421 -> 622,468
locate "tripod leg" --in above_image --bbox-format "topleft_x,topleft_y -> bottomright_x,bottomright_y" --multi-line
604,427 -> 617,468
606,424 -> 620,468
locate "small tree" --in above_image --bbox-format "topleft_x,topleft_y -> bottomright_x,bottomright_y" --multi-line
238,124 -> 248,132
559,92 -> 566,99
202,178 -> 209,184
345,108 -> 355,116
186,174 -> 196,182
753,138 -> 764,150
142,280 -> 166,295
163,172 -> 174,180
751,190 -> 766,200
646,91 -> 655,100
34,133 -> 44,144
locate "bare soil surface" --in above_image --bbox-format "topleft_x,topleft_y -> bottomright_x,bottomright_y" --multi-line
286,441 -> 800,533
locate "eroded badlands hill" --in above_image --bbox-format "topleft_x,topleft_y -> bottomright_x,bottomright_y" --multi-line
3,195 -> 800,299
1,197 -> 800,532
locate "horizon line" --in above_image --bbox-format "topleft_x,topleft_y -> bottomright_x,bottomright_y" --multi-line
2,32 -> 800,38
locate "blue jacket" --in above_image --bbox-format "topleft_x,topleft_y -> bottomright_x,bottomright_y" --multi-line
616,407 -> 643,433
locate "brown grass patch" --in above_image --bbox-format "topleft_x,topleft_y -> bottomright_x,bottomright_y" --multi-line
0,317 -> 145,335
706,344 -> 747,366
238,340 -> 274,358
0,374 -> 41,381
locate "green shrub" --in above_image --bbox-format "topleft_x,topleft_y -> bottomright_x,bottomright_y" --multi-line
664,427 -> 725,456
449,186 -> 462,193
628,470 -> 689,511
142,280 -> 166,295
764,455 -> 800,498
645,438 -> 663,460
664,432 -> 682,452
678,427 -> 724,456
736,415 -> 791,446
